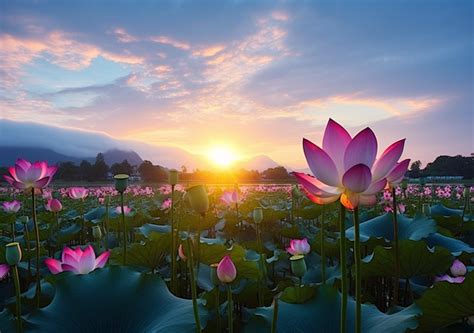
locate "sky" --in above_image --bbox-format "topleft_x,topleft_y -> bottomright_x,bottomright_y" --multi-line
0,0 -> 472,169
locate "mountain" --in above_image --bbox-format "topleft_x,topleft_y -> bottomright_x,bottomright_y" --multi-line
0,146 -> 91,166
237,155 -> 280,171
102,149 -> 143,166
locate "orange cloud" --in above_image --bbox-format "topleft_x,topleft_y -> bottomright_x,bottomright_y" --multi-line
149,35 -> 190,50
192,45 -> 225,57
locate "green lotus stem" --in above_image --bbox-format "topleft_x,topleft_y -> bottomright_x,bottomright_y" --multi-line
258,253 -> 265,306
120,192 -> 127,265
321,205 -> 326,284
297,277 -> 302,301
171,185 -> 177,293
12,264 -> 23,333
391,187 -> 400,306
226,284 -> 233,333
196,213 -> 203,268
23,221 -> 31,279
353,206 -> 361,333
105,197 -> 109,250
215,286 -> 221,332
235,202 -> 240,241
31,188 -> 41,308
186,238 -> 201,332
80,198 -> 85,244
461,189 -> 469,221
271,296 -> 278,333
339,203 -> 347,333
11,218 -> 15,241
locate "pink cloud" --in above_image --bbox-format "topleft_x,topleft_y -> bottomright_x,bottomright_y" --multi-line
148,35 -> 191,50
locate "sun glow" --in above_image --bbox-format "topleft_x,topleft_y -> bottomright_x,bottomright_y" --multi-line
208,146 -> 238,167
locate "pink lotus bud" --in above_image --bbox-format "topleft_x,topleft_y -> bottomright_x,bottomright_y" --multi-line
46,199 -> 62,212
178,244 -> 187,261
69,187 -> 88,200
450,259 -> 467,277
217,255 -> 237,283
2,200 -> 21,213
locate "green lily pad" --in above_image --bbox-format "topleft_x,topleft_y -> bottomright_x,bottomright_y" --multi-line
345,213 -> 436,243
24,266 -> 207,332
415,272 -> 474,332
430,204 -> 462,217
361,240 -> 452,279
243,285 -> 421,332
425,233 -> 474,256
136,223 -> 171,237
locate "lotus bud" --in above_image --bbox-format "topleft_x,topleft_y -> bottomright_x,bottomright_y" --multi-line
253,207 -> 263,224
178,244 -> 187,261
18,216 -> 29,224
217,255 -> 237,283
168,169 -> 179,186
450,259 -> 467,277
187,185 -> 209,215
114,174 -> 129,193
6,242 -> 22,266
290,255 -> 307,278
422,203 -> 431,217
210,263 -> 219,286
92,226 -> 102,240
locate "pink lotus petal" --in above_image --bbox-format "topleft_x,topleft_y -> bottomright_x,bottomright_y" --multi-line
78,245 -> 96,274
301,187 -> 340,205
0,264 -> 9,280
94,250 -> 110,269
45,258 -> 63,275
434,274 -> 465,284
34,177 -> 50,189
7,167 -> 19,182
344,127 -> 378,171
341,192 -> 360,210
387,159 -> 410,185
74,247 -> 84,257
359,195 -> 377,206
15,164 -> 28,182
342,164 -> 372,193
287,238 -> 311,256
11,180 -> 27,190
293,172 -> 342,198
4,175 -> 15,186
303,138 -> 341,187
372,139 -> 405,181
61,263 -> 80,274
364,178 -> 387,195
322,118 -> 352,176
16,159 -> 31,170
28,162 -> 44,182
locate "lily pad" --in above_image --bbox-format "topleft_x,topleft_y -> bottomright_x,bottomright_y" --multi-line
424,233 -> 474,256
24,266 -> 207,332
415,272 -> 474,332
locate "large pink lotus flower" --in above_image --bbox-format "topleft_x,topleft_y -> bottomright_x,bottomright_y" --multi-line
450,259 -> 467,277
217,255 -> 237,283
294,119 -> 409,209
221,191 -> 239,205
0,264 -> 9,280
4,159 -> 57,190
68,187 -> 88,200
287,238 -> 311,256
45,245 -> 110,275
2,200 -> 21,213
115,205 -> 133,216
45,199 -> 62,212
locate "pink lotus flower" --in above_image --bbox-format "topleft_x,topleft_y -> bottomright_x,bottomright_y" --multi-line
294,119 -> 409,209
4,159 -> 57,190
45,199 -> 62,212
434,274 -> 465,284
45,245 -> 110,275
68,187 -> 88,200
0,264 -> 9,280
287,238 -> 311,256
115,205 -> 132,216
221,191 -> 239,205
161,198 -> 172,211
2,200 -> 21,213
450,259 -> 467,277
217,255 -> 237,283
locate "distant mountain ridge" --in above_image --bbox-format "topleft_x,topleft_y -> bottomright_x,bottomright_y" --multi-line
0,146 -> 143,167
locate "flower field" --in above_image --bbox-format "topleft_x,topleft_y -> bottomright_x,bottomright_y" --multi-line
0,120 -> 473,333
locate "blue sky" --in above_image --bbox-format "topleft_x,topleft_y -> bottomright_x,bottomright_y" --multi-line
0,0 -> 472,168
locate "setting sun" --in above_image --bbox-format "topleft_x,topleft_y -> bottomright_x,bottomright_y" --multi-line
208,146 -> 238,167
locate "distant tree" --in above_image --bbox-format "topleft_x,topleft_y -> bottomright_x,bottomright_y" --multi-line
110,159 -> 133,175
92,153 -> 109,180
423,155 -> 473,179
181,165 -> 187,173
409,160 -> 422,178
56,162 -> 80,181
262,166 -> 290,180
137,160 -> 166,182
79,160 -> 94,181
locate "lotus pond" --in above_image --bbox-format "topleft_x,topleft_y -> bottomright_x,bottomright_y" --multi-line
0,121 -> 473,333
